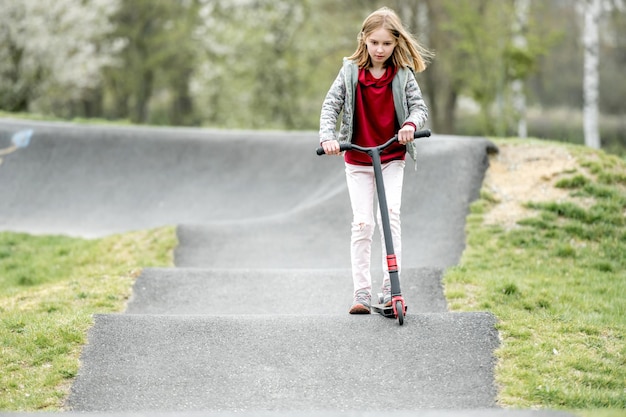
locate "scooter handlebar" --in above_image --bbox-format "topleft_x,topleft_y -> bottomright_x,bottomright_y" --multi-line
316,129 -> 431,155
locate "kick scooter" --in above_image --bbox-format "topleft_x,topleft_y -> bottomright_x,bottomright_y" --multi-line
317,129 -> 431,325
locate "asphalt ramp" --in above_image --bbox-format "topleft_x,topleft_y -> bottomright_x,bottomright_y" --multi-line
0,119 -> 573,416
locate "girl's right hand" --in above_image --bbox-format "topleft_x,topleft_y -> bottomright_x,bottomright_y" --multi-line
321,140 -> 341,156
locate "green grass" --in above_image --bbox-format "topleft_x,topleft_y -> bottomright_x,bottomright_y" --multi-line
0,227 -> 176,410
0,110 -> 132,126
445,139 -> 626,412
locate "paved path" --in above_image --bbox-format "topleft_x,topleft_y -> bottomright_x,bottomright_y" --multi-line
0,119 -> 572,416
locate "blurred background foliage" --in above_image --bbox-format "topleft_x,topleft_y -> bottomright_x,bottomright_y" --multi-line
0,0 -> 625,152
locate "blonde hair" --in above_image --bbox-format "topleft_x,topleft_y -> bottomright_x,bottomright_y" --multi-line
347,7 -> 432,72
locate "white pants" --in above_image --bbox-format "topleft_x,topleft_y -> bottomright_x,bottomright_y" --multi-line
345,160 -> 405,299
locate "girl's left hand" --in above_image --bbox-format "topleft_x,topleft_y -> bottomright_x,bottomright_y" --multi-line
397,125 -> 416,145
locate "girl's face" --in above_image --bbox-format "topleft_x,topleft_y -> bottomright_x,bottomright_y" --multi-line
365,27 -> 396,66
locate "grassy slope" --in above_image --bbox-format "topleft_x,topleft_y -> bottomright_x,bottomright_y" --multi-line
0,227 -> 176,410
445,139 -> 625,412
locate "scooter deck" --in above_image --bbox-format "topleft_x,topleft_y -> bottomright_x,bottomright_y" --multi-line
371,303 -> 395,318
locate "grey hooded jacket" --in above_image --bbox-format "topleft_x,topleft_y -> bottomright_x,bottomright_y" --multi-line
319,58 -> 428,163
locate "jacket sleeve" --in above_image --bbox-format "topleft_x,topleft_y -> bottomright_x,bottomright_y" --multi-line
319,67 -> 346,143
404,70 -> 428,130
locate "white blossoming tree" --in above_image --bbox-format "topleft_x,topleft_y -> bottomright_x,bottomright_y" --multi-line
0,0 -> 120,114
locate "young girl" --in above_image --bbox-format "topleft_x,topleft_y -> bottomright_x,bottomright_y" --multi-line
319,7 -> 431,314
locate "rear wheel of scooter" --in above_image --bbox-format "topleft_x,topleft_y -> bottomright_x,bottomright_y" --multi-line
396,300 -> 404,325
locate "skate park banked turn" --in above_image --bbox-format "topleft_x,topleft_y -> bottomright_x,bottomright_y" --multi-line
0,119 -> 572,416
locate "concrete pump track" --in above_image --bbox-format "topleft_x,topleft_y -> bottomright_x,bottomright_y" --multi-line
0,119 -> 572,417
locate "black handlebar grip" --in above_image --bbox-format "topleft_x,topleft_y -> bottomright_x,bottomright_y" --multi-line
316,143 -> 356,155
414,129 -> 431,139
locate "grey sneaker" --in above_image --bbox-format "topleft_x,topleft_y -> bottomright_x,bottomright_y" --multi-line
381,281 -> 391,307
382,293 -> 392,307
349,290 -> 371,314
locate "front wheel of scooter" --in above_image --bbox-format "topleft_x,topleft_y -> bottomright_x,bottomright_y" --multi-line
395,300 -> 404,325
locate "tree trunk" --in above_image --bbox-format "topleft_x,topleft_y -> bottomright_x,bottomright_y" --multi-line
582,0 -> 601,149
170,69 -> 194,126
512,0 -> 530,138
134,69 -> 153,124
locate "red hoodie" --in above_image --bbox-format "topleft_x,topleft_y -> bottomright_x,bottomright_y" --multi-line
345,65 -> 406,166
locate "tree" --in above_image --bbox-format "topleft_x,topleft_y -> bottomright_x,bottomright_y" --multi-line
424,1 -> 516,135
194,0 -> 344,130
102,0 -> 202,125
419,0 -> 462,134
581,0 -> 602,149
510,0 -> 531,138
0,0 -> 120,115
580,0 -> 625,148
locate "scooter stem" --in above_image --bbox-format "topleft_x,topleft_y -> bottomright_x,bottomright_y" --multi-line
368,148 -> 401,297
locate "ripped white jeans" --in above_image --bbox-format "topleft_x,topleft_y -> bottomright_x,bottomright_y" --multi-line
345,160 -> 405,301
